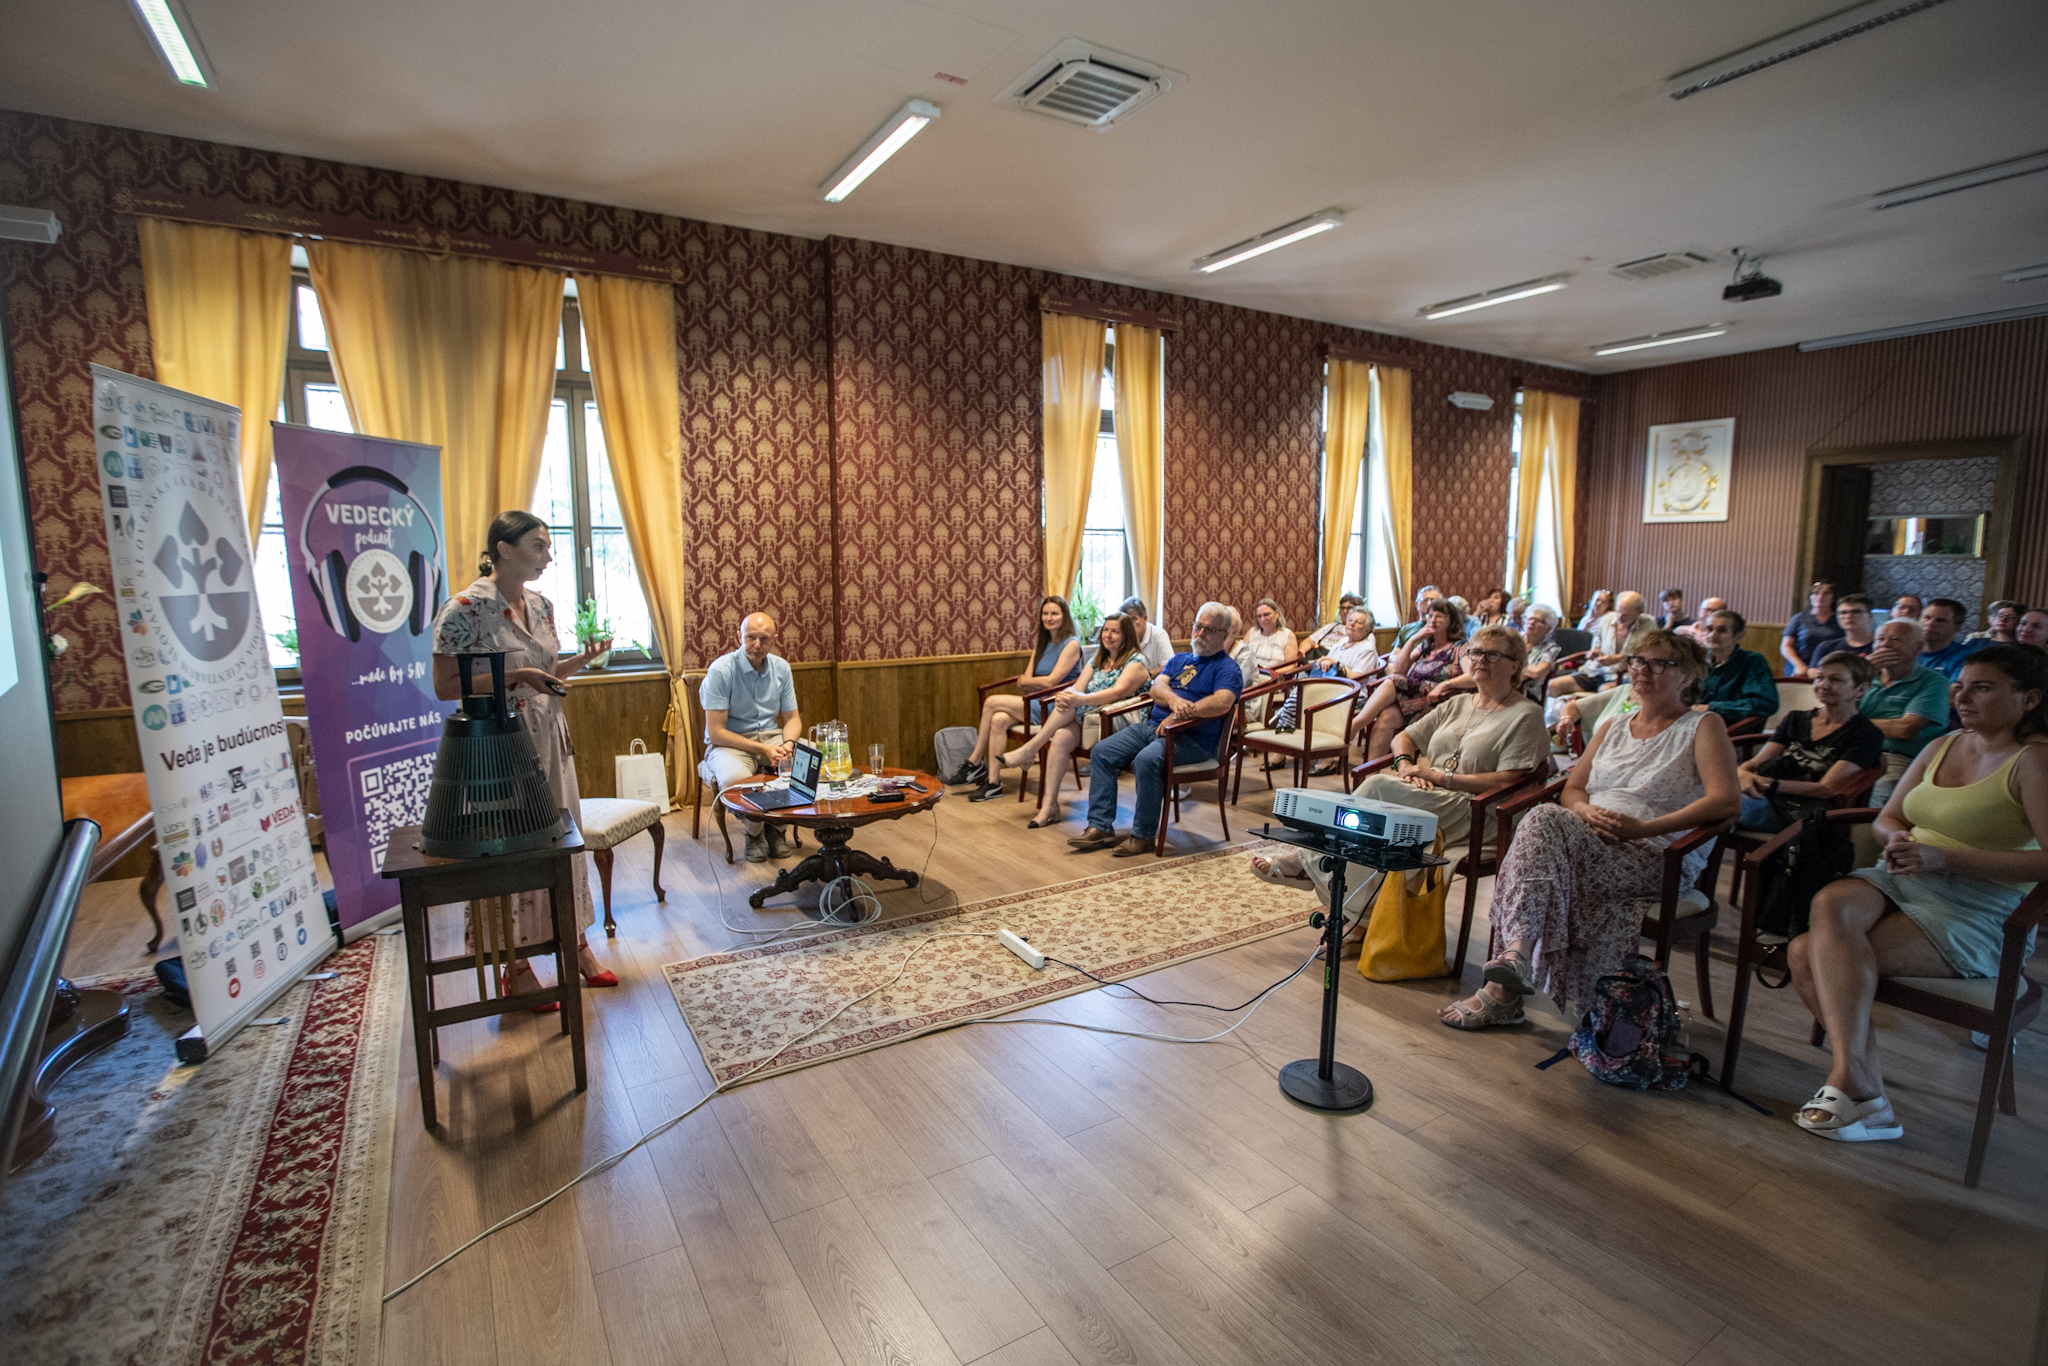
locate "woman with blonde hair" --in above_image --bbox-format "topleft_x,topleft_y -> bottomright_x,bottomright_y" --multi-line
995,612 -> 1151,826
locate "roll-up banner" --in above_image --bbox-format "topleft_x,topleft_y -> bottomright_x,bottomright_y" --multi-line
272,424 -> 451,938
89,367 -> 328,1061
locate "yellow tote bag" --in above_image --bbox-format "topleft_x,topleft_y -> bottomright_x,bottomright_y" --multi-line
1357,833 -> 1449,981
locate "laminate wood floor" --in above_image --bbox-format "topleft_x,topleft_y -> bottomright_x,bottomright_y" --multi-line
63,769 -> 2048,1365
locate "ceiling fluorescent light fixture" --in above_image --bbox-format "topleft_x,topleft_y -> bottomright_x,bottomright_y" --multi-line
1869,150 -> 2048,210
820,99 -> 940,203
126,0 -> 212,87
1419,274 -> 1570,320
1192,210 -> 1343,274
1592,325 -> 1728,357
1664,0 -> 1950,100
2005,263 -> 2048,284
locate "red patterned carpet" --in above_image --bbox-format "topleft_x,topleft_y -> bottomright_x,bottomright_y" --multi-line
0,934 -> 402,1366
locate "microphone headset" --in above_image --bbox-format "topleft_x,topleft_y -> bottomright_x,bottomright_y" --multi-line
299,465 -> 443,641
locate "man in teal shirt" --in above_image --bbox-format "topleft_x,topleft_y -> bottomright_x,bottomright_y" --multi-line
1694,609 -> 1779,726
1859,617 -> 1950,804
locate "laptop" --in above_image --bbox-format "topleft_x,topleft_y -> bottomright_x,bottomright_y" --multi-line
743,740 -> 822,811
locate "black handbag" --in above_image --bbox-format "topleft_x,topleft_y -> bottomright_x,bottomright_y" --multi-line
1752,800 -> 1854,982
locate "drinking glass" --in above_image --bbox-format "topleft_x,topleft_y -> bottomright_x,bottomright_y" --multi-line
868,743 -> 885,777
775,751 -> 792,783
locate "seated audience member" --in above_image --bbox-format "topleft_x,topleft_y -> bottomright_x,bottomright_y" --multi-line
1119,596 -> 1173,675
956,596 -> 1080,788
1686,597 -> 1728,647
1889,593 -> 1923,624
1519,604 -> 1563,700
1833,593 -> 1877,655
1550,590 -> 1652,701
1736,651 -> 1883,832
1270,605 -> 1378,735
1394,585 -> 1446,646
1349,598 -> 1466,759
1447,595 -> 1476,637
1969,600 -> 2024,644
1250,625 -> 1547,917
1506,596 -> 1530,632
1859,618 -> 1950,804
1440,630 -> 1740,1027
701,611 -> 804,863
1244,598 -> 1300,680
1303,593 -> 1365,653
1469,588 -> 1511,631
1781,580 -> 1846,678
1578,588 -> 1616,633
2018,609 -> 2048,650
1692,608 -> 1780,727
991,611 -> 1150,823
1788,645 -> 2048,1143
1226,606 -> 1259,702
1657,587 -> 1693,631
1919,598 -> 1992,679
1069,603 -> 1242,857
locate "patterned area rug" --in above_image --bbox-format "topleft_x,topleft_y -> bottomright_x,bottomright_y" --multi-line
665,842 -> 1310,1084
0,933 -> 403,1366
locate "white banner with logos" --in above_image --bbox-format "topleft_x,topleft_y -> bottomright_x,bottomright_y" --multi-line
90,366 -> 329,1059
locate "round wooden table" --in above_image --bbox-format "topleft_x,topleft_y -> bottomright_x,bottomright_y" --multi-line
717,768 -> 943,908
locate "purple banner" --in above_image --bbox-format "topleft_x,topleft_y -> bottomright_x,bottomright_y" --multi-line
273,424 -> 451,935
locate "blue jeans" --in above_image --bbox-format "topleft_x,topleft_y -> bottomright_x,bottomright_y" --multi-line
1085,719 -> 1216,840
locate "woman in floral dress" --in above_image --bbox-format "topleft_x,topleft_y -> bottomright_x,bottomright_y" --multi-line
432,510 -> 617,998
1348,599 -> 1468,759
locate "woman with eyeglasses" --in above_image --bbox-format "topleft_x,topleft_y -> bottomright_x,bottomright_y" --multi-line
1441,629 -> 1740,1028
1252,626 -> 1548,921
1346,597 -> 1467,760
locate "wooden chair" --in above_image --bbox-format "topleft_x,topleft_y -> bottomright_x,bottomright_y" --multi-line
679,670 -> 735,864
1718,808 -> 2045,1187
1551,627 -> 1593,657
1348,752 -> 1544,977
577,798 -> 666,936
1231,675 -> 1361,800
1152,701 -> 1242,857
1720,731 -> 1881,910
977,672 -> 1067,803
1489,776 -> 1735,1016
1766,678 -> 1818,733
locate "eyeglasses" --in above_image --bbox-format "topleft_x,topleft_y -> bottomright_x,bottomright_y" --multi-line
1625,655 -> 1680,676
1466,648 -> 1516,666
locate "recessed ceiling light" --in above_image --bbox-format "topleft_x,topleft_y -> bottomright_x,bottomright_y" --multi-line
820,99 -> 941,203
1418,274 -> 1570,320
127,0 -> 212,88
1664,0 -> 1952,100
1592,325 -> 1729,357
2005,263 -> 2048,283
1870,149 -> 2048,210
1192,210 -> 1343,274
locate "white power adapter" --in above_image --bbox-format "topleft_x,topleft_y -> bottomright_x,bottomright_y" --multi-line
997,926 -> 1045,970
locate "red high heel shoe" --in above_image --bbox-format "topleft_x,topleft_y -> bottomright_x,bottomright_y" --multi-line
582,968 -> 620,988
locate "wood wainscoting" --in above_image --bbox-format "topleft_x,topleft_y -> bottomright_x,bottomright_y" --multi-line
835,651 -> 1032,775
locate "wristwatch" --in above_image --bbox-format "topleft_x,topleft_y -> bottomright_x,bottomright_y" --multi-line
1769,777 -> 1782,796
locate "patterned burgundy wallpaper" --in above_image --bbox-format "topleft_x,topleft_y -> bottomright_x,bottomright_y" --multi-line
4,109 -> 1592,708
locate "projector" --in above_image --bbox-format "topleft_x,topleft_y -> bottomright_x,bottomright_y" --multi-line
1722,275 -> 1782,302
1271,789 -> 1438,847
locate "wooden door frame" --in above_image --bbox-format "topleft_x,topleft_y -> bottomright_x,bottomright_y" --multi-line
1794,436 -> 2021,617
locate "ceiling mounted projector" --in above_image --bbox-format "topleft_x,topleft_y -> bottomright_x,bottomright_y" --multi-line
1723,249 -> 1782,302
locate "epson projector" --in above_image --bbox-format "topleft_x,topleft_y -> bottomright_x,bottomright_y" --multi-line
1271,789 -> 1437,847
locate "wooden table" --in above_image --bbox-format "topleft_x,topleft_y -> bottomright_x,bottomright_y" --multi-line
60,773 -> 164,951
380,816 -> 587,1130
717,768 -> 942,908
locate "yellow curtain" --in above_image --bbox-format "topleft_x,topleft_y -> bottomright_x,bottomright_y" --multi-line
1512,390 -> 1553,595
1538,392 -> 1581,612
1041,312 -> 1108,599
1318,358 -> 1372,625
575,272 -> 694,806
1374,364 -> 1415,614
137,218 -> 292,543
306,241 -> 563,577
1112,323 -> 1164,612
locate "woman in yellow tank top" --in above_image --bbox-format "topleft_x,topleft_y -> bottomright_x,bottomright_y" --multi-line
1788,645 -> 2048,1143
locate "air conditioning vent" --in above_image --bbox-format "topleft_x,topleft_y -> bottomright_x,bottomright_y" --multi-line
997,40 -> 1183,129
1609,249 -> 1718,282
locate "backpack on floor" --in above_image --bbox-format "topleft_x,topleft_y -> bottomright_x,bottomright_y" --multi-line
1542,957 -> 1705,1091
933,726 -> 978,785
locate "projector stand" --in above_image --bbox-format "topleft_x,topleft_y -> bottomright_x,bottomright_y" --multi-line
1259,823 -> 1446,1114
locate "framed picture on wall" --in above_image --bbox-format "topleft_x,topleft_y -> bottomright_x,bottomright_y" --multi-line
1642,418 -> 1734,523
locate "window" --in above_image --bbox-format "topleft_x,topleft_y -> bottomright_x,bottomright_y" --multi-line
1360,366 -> 1398,629
1503,391 -> 1564,614
1076,332 -> 1134,619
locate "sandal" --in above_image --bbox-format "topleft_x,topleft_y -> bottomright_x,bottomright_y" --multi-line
1438,987 -> 1526,1030
1795,1086 -> 1903,1142
1482,948 -> 1538,997
1249,854 -> 1313,890
1027,806 -> 1064,829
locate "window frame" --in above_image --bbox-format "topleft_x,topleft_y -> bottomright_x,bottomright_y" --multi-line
1079,335 -> 1136,613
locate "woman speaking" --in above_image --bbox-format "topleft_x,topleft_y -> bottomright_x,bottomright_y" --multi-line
432,510 -> 618,1000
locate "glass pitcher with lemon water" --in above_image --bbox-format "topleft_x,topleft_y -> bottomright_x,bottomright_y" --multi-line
811,721 -> 853,783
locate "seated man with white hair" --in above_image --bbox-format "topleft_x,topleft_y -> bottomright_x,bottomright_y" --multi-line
1070,602 -> 1242,857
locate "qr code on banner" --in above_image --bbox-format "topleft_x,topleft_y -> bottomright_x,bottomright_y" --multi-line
358,750 -> 437,872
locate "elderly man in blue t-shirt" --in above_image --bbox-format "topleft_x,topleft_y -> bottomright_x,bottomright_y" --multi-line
1070,602 -> 1243,857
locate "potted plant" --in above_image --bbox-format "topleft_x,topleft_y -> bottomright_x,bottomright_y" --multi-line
574,598 -> 614,669
1068,580 -> 1104,644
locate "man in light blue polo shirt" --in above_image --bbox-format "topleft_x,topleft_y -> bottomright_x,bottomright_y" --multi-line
1859,618 -> 1949,805
702,612 -> 803,862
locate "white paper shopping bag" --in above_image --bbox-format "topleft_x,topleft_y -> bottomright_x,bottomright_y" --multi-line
614,738 -> 670,810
